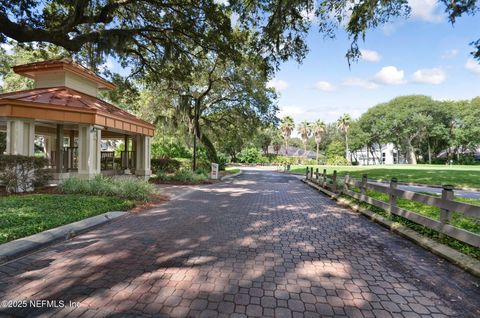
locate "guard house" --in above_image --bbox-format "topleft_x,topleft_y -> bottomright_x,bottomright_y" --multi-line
0,59 -> 154,179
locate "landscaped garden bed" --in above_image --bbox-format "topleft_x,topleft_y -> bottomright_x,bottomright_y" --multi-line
0,176 -> 157,244
0,194 -> 134,244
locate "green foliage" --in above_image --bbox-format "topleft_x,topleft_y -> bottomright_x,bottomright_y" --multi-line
151,158 -> 182,174
59,176 -> 153,202
152,169 -> 208,184
216,153 -> 228,170
325,140 -> 346,159
237,147 -> 262,163
0,194 -> 134,244
0,132 -> 5,153
0,155 -> 51,193
326,155 -> 350,166
151,139 -> 191,159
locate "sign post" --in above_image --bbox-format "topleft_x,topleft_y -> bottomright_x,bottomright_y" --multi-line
211,163 -> 219,179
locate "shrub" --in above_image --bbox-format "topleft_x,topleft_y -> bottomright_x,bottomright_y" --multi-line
175,157 -> 211,171
216,153 -> 228,170
326,155 -> 350,166
151,157 -> 181,173
0,155 -> 51,193
59,176 -> 153,201
238,147 -> 262,163
151,169 -> 209,183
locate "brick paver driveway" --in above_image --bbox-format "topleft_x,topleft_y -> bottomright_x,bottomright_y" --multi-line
1,170 -> 479,317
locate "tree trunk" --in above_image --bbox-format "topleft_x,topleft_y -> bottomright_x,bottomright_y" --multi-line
303,140 -> 307,159
428,141 -> 432,164
407,141 -> 417,164
345,134 -> 349,162
316,143 -> 319,163
200,134 -> 218,163
285,139 -> 288,156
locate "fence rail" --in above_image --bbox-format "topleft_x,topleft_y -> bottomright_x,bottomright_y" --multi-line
304,167 -> 480,248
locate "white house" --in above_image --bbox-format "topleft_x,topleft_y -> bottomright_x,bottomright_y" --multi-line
351,143 -> 408,165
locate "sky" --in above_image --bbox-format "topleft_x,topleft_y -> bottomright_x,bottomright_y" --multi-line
267,0 -> 480,125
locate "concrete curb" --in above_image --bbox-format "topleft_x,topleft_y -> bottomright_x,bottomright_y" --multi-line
0,211 -> 127,264
221,170 -> 242,180
301,178 -> 480,278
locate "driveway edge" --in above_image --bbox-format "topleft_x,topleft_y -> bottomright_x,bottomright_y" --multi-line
221,170 -> 242,180
0,211 -> 127,264
301,179 -> 480,278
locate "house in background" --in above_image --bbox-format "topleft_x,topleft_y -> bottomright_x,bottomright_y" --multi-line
0,59 -> 154,179
351,143 -> 408,165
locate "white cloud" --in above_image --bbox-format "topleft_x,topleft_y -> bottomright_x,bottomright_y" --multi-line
408,0 -> 443,23
441,49 -> 459,59
412,68 -> 446,84
267,79 -> 289,92
314,81 -> 336,92
465,59 -> 480,74
342,78 -> 378,90
278,105 -> 306,118
359,49 -> 381,62
300,9 -> 316,22
373,66 -> 406,85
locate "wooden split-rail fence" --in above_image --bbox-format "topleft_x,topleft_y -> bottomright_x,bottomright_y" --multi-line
305,167 -> 480,248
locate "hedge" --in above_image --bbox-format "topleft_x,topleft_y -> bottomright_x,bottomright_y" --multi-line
0,155 -> 52,193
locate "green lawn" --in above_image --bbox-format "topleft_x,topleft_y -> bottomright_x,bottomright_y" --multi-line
289,164 -> 480,188
0,194 -> 134,244
225,167 -> 241,174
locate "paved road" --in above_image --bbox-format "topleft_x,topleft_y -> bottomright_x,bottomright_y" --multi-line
0,170 -> 479,317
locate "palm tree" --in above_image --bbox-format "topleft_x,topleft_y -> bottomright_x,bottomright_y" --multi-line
337,114 -> 352,162
280,116 -> 295,156
297,121 -> 312,158
312,119 -> 326,163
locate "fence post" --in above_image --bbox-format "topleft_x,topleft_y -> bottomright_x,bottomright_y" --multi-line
305,167 -> 309,179
344,174 -> 350,192
361,174 -> 368,196
315,168 -> 319,182
439,185 -> 454,239
323,169 -> 327,187
388,177 -> 398,216
310,167 -> 313,180
332,170 -> 337,193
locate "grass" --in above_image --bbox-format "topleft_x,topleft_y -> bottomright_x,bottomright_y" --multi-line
289,164 -> 480,188
225,167 -> 241,174
345,186 -> 480,259
0,194 -> 134,244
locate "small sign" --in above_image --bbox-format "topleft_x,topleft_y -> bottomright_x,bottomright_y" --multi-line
211,163 -> 219,179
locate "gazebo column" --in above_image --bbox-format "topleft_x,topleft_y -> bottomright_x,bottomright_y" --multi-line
55,124 -> 64,173
6,119 -> 35,156
78,125 -> 101,179
135,135 -> 151,179
123,135 -> 131,174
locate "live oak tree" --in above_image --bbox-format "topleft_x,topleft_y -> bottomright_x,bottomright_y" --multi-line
140,44 -> 277,164
1,0 -> 478,74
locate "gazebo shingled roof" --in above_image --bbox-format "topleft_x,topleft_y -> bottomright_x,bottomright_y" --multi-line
0,87 -> 155,136
0,59 -> 154,137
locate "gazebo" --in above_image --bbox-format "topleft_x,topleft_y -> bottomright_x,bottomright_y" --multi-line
0,59 -> 154,179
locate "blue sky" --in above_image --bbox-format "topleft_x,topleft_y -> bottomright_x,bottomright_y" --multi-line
268,1 -> 480,125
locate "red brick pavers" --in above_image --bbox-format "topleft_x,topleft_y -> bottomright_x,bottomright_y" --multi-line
0,170 -> 479,317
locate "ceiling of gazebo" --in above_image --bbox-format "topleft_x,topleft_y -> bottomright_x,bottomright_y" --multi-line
0,87 -> 155,137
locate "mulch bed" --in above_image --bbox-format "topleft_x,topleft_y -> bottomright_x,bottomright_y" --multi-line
149,179 -> 217,185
